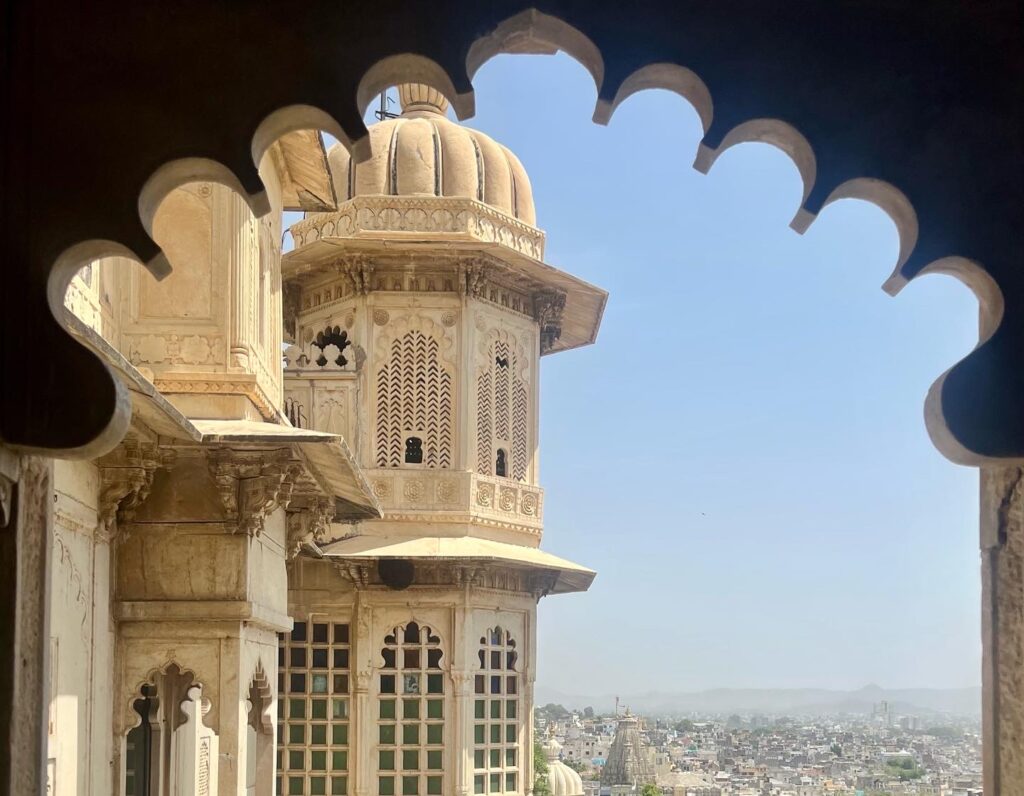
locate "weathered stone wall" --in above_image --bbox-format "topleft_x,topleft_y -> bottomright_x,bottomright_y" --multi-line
48,460 -> 115,796
982,467 -> 1024,795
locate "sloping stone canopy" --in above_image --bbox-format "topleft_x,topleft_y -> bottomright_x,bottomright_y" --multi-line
3,1 -> 1022,464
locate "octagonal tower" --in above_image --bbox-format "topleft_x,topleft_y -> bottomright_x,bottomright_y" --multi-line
279,85 -> 605,796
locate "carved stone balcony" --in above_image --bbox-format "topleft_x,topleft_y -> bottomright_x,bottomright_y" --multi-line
363,468 -> 544,539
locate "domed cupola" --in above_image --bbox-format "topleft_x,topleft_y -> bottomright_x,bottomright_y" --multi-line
327,83 -> 536,225
543,733 -> 584,796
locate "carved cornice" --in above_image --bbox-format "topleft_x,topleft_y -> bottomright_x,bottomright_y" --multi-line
152,376 -> 281,423
323,559 -> 542,595
97,440 -> 173,538
207,449 -> 300,536
286,496 -> 336,558
290,196 -> 546,261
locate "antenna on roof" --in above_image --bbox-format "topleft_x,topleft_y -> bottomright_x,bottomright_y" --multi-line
375,90 -> 399,121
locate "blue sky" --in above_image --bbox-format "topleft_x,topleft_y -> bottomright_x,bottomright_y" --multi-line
340,53 -> 980,695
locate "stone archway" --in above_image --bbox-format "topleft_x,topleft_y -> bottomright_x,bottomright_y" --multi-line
3,3 -> 1023,793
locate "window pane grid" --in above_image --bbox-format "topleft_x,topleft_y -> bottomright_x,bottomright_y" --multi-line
378,623 -> 445,796
277,620 -> 351,796
473,628 -> 519,794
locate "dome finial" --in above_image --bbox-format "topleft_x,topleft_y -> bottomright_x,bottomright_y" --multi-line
397,84 -> 449,116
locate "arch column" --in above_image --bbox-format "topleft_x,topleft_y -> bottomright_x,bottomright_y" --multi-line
981,466 -> 1024,793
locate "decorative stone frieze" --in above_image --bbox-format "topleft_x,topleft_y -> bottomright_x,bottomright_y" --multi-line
290,196 -> 546,260
361,469 -> 543,535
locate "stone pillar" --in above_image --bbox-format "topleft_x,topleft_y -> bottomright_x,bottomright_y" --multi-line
453,589 -> 473,796
352,594 -> 372,796
981,466 -> 1024,795
227,190 -> 252,370
0,450 -> 51,796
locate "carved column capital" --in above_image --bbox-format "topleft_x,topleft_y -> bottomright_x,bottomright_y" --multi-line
451,670 -> 474,696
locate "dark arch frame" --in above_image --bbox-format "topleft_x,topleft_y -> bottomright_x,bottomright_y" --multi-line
2,4 -> 1022,792
2,1 -> 1022,465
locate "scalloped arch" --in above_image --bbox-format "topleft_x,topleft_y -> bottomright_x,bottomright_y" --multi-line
21,3 -> 1019,467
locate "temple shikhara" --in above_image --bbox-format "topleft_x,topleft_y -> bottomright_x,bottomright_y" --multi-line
50,84 -> 606,795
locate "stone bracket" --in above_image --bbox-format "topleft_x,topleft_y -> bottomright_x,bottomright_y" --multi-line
285,496 -> 336,558
97,440 -> 174,536
533,290 -> 566,354
208,449 -> 301,536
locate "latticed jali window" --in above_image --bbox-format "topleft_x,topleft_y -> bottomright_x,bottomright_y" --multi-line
476,339 -> 529,481
375,330 -> 453,469
377,623 -> 446,796
473,628 -> 520,795
277,621 -> 351,795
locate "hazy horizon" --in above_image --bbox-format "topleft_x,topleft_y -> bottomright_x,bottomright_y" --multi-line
342,53 -> 981,696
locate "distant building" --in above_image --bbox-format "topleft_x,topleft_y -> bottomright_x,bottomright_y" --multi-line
601,712 -> 657,796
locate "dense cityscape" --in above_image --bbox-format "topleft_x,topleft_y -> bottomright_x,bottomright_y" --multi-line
535,701 -> 982,796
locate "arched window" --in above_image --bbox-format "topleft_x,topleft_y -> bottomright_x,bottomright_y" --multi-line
124,664 -> 205,796
477,338 -> 528,480
277,620 -> 351,796
473,628 -> 519,795
314,325 -> 352,367
405,437 -> 424,464
378,623 -> 445,796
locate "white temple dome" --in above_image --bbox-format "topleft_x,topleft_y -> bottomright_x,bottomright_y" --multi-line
543,735 -> 584,796
327,83 -> 536,226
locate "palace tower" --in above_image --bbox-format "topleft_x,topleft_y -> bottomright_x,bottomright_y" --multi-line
276,85 -> 606,796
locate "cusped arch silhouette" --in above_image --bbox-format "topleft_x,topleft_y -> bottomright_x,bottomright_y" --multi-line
5,2 -> 1022,467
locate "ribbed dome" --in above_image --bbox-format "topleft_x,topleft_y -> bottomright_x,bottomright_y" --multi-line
327,84 -> 536,226
543,735 -> 584,796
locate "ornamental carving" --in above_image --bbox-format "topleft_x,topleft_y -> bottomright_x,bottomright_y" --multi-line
403,479 -> 425,502
372,309 -> 390,326
97,440 -> 173,535
286,497 -> 336,558
338,256 -> 374,295
126,334 -> 226,366
436,479 -> 458,504
476,482 -> 494,508
207,449 -> 300,537
372,479 -> 393,500
534,290 -> 567,354
520,492 -> 539,516
498,487 -> 517,512
291,197 -> 545,260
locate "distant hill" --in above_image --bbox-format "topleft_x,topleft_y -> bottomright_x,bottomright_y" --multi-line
535,683 -> 981,718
